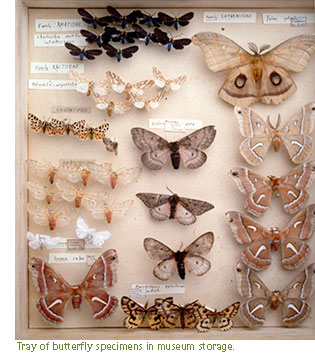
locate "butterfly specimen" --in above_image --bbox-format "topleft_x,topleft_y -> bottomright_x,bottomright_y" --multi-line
70,120 -> 109,141
106,6 -> 142,28
157,12 -> 194,30
143,232 -> 214,280
27,231 -> 62,250
236,262 -> 315,327
137,11 -> 162,27
77,8 -> 110,29
159,298 -> 201,329
26,159 -> 59,184
55,178 -> 108,208
152,67 -> 187,92
225,205 -> 315,271
57,164 -> 91,186
86,199 -> 134,224
30,249 -> 118,323
136,191 -> 214,225
230,161 -> 315,216
64,42 -> 102,60
131,126 -> 216,170
234,102 -> 315,166
87,162 -> 142,189
76,217 -> 111,247
132,24 -> 159,45
106,70 -> 154,99
120,296 -> 165,330
195,302 -> 240,332
101,43 -> 139,62
154,29 -> 192,51
27,203 -> 74,231
27,182 -> 62,205
192,32 -> 315,106
129,91 -> 166,111
103,136 -> 119,155
69,70 -> 110,97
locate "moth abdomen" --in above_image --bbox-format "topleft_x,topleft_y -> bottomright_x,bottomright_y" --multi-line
176,252 -> 186,279
169,194 -> 180,218
169,142 -> 180,169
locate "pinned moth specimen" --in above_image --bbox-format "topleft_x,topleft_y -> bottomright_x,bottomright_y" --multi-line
132,24 -> 159,45
28,113 -> 70,136
195,302 -> 240,332
111,28 -> 138,44
77,8 -> 111,29
68,70 -> 110,97
230,161 -> 315,216
235,262 -> 315,327
143,232 -> 214,280
157,12 -> 194,30
137,11 -> 162,27
70,119 -> 109,141
27,203 -> 74,231
57,164 -> 91,187
86,199 -> 134,224
131,126 -> 216,170
103,136 -> 119,155
26,159 -> 59,184
27,231 -> 62,250
101,43 -> 139,62
153,67 -> 187,92
29,249 -> 118,323
106,6 -> 142,28
93,97 -> 133,116
158,298 -> 201,329
55,178 -> 108,208
129,91 -> 165,111
80,29 -> 107,47
87,162 -> 142,189
120,296 -> 165,330
136,191 -> 214,225
225,205 -> 315,271
64,42 -> 102,60
27,182 -> 62,205
106,70 -> 154,99
154,28 -> 192,51
76,217 -> 111,247
192,32 -> 315,106
234,102 -> 315,166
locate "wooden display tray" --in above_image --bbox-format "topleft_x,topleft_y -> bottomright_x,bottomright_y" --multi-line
16,0 -> 315,339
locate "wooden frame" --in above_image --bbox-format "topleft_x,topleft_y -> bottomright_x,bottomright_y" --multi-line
16,0 -> 315,340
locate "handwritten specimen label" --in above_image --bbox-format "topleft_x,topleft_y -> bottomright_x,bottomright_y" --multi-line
52,106 -> 91,114
35,19 -> 88,32
262,13 -> 315,25
30,62 -> 84,74
204,12 -> 256,23
34,33 -> 86,47
28,79 -> 76,90
130,284 -> 185,297
149,119 -> 202,132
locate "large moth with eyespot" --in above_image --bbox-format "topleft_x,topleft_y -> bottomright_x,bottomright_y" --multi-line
235,262 -> 315,328
29,249 -> 118,323
192,32 -> 315,106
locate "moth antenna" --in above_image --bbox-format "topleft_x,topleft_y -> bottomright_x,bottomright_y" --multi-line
179,241 -> 183,251
266,115 -> 275,130
247,42 -> 258,54
275,114 -> 281,129
166,186 -> 174,194
259,44 -> 271,53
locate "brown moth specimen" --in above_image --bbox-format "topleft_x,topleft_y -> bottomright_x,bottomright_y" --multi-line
225,205 -> 315,271
70,120 -> 109,141
192,32 -> 315,106
136,191 -> 214,225
69,69 -> 110,97
230,161 -> 315,216
194,302 -> 240,332
158,298 -> 202,329
235,102 -> 315,166
29,249 -> 118,323
103,136 -> 119,155
235,262 -> 315,328
28,113 -> 71,136
27,203 -> 74,230
144,232 -> 214,280
131,126 -> 216,170
120,296 -> 165,330
57,164 -> 91,186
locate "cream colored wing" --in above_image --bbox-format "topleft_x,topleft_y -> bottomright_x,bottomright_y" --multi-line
87,162 -> 112,185
116,167 -> 142,187
27,202 -> 49,226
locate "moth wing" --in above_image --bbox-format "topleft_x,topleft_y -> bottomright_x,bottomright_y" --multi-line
106,71 -> 126,93
27,203 -> 49,225
152,66 -> 166,88
88,162 -> 112,185
75,216 -> 89,238
283,204 -> 315,241
146,304 -> 164,330
263,34 -> 315,73
132,79 -> 154,94
281,298 -> 311,327
179,197 -> 214,216
26,182 -> 48,201
55,178 -> 77,202
108,200 -> 134,221
26,159 -> 51,178
136,193 -> 171,221
55,208 -> 73,227
219,302 -> 240,319
174,202 -> 196,225
170,75 -> 187,91
116,167 -> 142,186
145,91 -> 165,111
184,232 -> 214,255
240,298 -> 270,328
184,255 -> 211,276
153,258 -> 177,281
192,31 -> 251,72
143,238 -> 175,260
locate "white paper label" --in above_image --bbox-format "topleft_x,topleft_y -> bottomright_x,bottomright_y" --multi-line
149,119 -> 202,132
262,13 -> 315,25
34,33 -> 86,47
49,253 -> 87,264
30,62 -> 84,74
28,79 -> 76,90
204,11 -> 256,23
52,106 -> 91,114
130,284 -> 185,297
35,19 -> 88,32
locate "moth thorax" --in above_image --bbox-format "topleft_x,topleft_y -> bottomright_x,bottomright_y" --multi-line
252,57 -> 263,83
270,291 -> 281,309
268,175 -> 281,197
175,251 -> 186,280
49,171 -> 56,184
272,135 -> 281,152
71,291 -> 82,309
169,142 -> 180,169
81,170 -> 90,186
270,227 -> 281,250
75,195 -> 83,208
169,195 -> 180,218
111,172 -> 118,189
